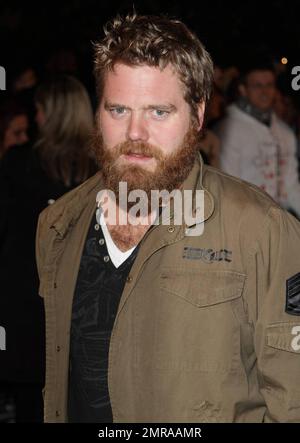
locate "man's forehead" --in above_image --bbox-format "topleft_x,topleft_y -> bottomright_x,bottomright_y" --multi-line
102,63 -> 185,100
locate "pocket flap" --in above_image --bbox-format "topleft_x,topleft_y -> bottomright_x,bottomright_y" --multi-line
160,268 -> 246,307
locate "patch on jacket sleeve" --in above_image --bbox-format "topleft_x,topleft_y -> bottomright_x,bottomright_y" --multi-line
286,272 -> 300,316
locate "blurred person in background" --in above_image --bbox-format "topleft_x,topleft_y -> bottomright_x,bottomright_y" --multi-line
199,84 -> 225,168
273,72 -> 300,136
34,75 -> 96,186
0,74 -> 96,422
8,60 -> 40,143
0,99 -> 29,160
215,60 -> 300,219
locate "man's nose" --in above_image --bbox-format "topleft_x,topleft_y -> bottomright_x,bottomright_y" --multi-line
126,112 -> 149,142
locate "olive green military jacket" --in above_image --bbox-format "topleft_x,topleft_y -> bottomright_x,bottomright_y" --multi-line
36,156 -> 300,422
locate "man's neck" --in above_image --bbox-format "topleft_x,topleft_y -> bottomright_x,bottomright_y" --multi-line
96,191 -> 158,252
106,222 -> 151,252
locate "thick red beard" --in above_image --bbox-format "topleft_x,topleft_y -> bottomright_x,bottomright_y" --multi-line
91,124 -> 200,203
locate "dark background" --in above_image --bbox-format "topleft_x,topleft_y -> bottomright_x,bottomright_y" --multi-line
1,0 -> 300,89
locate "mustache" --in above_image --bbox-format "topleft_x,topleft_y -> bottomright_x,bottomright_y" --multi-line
91,127 -> 166,166
91,122 -> 201,171
113,140 -> 164,162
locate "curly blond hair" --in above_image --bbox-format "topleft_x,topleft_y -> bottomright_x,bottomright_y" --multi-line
93,13 -> 214,120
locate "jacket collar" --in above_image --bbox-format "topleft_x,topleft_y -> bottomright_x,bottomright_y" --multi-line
181,152 -> 214,227
47,172 -> 103,238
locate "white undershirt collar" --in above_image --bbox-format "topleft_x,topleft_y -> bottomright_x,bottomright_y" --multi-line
98,210 -> 136,268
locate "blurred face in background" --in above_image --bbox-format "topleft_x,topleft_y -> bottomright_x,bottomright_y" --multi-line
240,70 -> 276,112
3,114 -> 29,150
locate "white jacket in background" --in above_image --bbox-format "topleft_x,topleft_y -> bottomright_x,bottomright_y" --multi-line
215,104 -> 300,217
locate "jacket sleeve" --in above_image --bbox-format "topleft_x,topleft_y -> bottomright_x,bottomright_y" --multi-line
247,207 -> 300,422
35,214 -> 43,287
35,210 -> 48,298
284,132 -> 300,219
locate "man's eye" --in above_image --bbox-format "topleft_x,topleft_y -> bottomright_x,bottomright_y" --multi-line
153,109 -> 169,119
110,107 -> 126,116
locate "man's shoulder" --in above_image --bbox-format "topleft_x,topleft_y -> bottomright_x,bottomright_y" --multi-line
201,165 -> 299,248
38,171 -> 102,230
203,164 -> 281,217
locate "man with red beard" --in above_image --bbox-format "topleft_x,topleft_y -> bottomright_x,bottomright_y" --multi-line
36,14 -> 300,423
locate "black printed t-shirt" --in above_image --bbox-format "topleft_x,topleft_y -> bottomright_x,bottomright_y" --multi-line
68,213 -> 139,422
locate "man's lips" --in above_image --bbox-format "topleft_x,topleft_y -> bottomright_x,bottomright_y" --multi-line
122,153 -> 153,162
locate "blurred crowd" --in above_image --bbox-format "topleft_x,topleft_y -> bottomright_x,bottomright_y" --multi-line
200,58 -> 300,218
0,53 -> 97,423
0,49 -> 300,422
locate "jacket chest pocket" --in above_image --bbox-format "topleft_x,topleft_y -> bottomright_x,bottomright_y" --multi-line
160,268 -> 245,307
154,268 -> 247,374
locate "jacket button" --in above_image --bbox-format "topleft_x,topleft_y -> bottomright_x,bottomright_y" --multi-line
126,276 -> 133,283
56,346 -> 61,352
54,282 -> 57,289
168,227 -> 175,233
56,410 -> 60,417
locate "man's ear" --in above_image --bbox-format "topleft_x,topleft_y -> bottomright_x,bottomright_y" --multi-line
196,102 -> 206,131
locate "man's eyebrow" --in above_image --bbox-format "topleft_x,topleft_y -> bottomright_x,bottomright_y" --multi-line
145,104 -> 176,111
104,101 -> 128,109
103,101 -> 176,111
